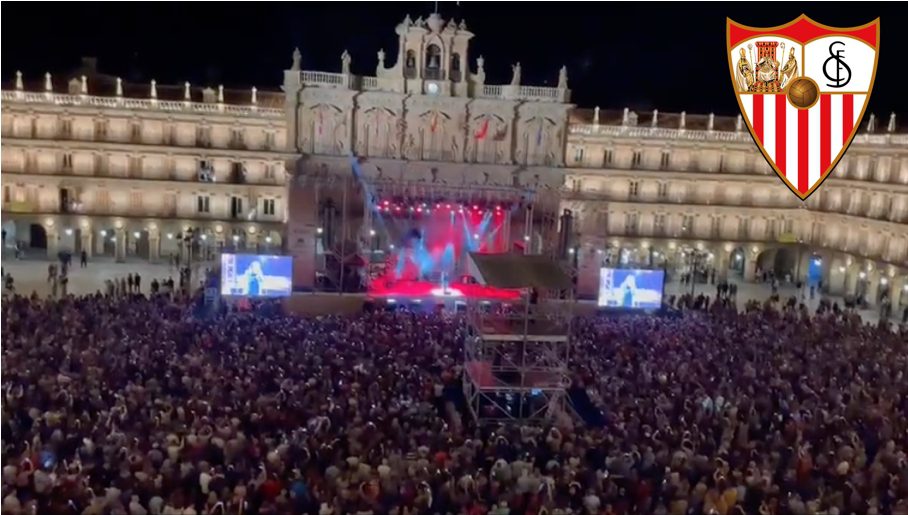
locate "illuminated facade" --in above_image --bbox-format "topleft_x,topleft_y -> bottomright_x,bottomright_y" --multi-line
2,14 -> 905,306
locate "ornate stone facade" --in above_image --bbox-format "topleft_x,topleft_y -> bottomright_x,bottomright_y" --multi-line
1,14 -> 905,306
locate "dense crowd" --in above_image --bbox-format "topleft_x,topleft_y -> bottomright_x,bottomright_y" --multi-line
2,289 -> 907,515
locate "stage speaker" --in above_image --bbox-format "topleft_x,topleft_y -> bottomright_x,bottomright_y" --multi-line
558,209 -> 573,259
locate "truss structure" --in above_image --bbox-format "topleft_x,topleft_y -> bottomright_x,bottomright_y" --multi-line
463,295 -> 573,423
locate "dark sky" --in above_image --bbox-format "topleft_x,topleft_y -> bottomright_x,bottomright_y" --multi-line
3,2 -> 905,117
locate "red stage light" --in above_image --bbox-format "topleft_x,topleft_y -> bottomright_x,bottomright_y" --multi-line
383,200 -> 390,205
473,205 -> 479,210
435,203 -> 441,209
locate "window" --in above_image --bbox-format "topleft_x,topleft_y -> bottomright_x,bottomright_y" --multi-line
230,197 -> 243,219
681,215 -> 694,233
629,180 -> 640,199
130,122 -> 142,142
95,120 -> 108,140
405,50 -> 417,79
197,195 -> 210,213
231,162 -> 246,184
660,150 -> 670,170
197,127 -> 211,147
711,217 -> 721,238
718,154 -> 726,173
631,150 -> 642,169
658,182 -> 669,200
604,149 -> 614,166
654,214 -> 667,236
263,198 -> 276,216
265,163 -> 275,180
624,213 -> 639,235
60,119 -> 72,138
265,131 -> 276,150
450,53 -> 462,81
62,153 -> 73,171
573,146 -> 584,163
230,128 -> 245,149
3,186 -> 10,203
199,160 -> 214,182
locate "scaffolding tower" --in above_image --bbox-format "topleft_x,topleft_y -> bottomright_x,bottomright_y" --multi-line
463,253 -> 575,422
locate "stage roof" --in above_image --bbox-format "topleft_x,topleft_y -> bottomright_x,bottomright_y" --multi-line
467,253 -> 573,290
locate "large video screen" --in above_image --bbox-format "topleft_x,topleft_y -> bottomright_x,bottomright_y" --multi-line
597,268 -> 665,309
220,254 -> 292,297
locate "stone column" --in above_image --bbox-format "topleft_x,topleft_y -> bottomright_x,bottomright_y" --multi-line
716,245 -> 731,281
148,228 -> 161,262
890,276 -> 905,307
865,269 -> 881,306
845,265 -> 860,296
46,224 -> 59,259
247,231 -> 259,252
743,256 -> 757,282
80,229 -> 93,258
95,230 -> 105,256
115,227 -> 126,263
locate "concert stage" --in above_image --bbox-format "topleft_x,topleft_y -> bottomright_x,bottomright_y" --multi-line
367,277 -> 521,302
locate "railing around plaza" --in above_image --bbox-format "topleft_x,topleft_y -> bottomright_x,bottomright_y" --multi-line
569,122 -> 908,146
1,90 -> 283,118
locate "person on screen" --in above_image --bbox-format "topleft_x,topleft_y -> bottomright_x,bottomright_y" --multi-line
241,260 -> 265,296
619,273 -> 637,308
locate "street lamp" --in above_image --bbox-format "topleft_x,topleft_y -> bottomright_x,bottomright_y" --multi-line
686,249 -> 709,296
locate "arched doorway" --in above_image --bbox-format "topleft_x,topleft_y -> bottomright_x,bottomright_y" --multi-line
29,224 -> 47,250
2,220 -> 17,249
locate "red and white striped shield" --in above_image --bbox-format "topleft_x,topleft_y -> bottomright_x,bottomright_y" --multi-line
727,15 -> 879,199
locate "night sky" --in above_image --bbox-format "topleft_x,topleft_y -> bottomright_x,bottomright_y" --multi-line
3,2 -> 905,118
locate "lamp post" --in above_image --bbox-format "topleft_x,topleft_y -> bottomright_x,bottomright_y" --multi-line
686,249 -> 709,296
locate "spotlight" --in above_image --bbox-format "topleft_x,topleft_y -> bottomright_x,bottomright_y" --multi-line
389,244 -> 395,250
524,235 -> 530,241
435,203 -> 441,209
880,277 -> 889,285
838,266 -> 846,273
100,230 -> 107,237
383,200 -> 389,206
446,204 -> 451,209
369,229 -> 376,237
473,233 -> 479,239
201,234 -> 208,241
133,231 -> 141,239
417,207 -> 422,213
568,248 -> 575,254
232,235 -> 239,242
473,205 -> 478,210
109,237 -> 116,243
859,271 -> 866,279
265,236 -> 272,243
387,299 -> 396,304
316,227 -> 323,234
167,233 -> 174,239
65,228 -> 73,236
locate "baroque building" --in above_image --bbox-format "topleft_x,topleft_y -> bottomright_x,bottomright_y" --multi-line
2,13 -> 906,307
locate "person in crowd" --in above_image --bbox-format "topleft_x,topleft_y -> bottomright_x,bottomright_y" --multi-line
1,288 -> 906,514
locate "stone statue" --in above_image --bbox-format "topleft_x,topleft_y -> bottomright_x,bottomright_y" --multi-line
403,14 -> 412,27
477,55 -> 485,73
291,48 -> 302,71
888,112 -> 896,133
377,49 -> 386,69
708,113 -> 715,131
45,72 -> 52,92
736,114 -> 743,132
680,111 -> 687,129
593,106 -> 600,125
651,109 -> 659,128
251,86 -> 258,105
459,19 -> 467,30
867,113 -> 876,132
557,65 -> 568,89
81,75 -> 87,94
341,50 -> 351,75
15,71 -> 23,91
218,85 -> 224,103
510,62 -> 522,86
184,82 -> 191,101
414,16 -> 424,27
116,78 -> 123,97
150,79 -> 157,99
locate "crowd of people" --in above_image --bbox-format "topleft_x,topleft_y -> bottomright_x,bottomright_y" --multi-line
1,286 -> 907,514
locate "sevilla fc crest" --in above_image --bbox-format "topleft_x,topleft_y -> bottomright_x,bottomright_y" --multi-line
727,15 -> 880,199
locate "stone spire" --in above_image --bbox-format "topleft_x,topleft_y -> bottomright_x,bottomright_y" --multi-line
184,82 -> 191,101
888,112 -> 896,133
80,75 -> 88,95
593,106 -> 600,126
621,107 -> 629,126
15,71 -> 23,91
150,79 -> 158,99
867,113 -> 876,132
651,109 -> 659,128
116,78 -> 123,97
707,112 -> 715,131
217,85 -> 224,103
736,114 -> 743,132
251,86 -> 258,105
680,111 -> 687,130
44,72 -> 53,92
291,48 -> 301,71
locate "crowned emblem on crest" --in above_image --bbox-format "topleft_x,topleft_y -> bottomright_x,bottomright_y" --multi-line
727,15 -> 880,199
